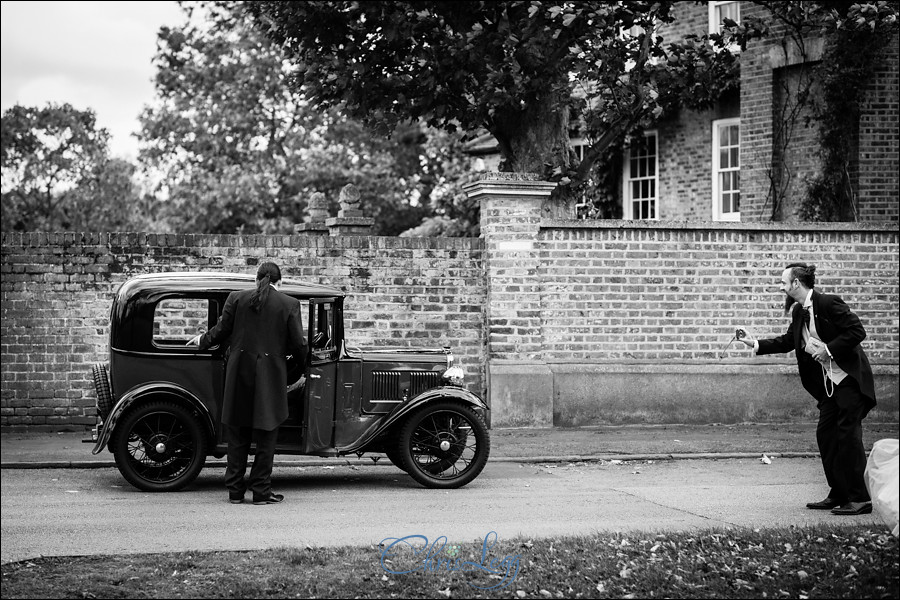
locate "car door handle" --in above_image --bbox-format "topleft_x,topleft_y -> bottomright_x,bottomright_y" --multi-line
309,374 -> 321,379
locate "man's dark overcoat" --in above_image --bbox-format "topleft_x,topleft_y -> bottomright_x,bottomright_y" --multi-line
757,290 -> 876,413
200,286 -> 307,431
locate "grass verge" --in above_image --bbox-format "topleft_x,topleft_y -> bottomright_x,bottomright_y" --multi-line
2,524 -> 897,599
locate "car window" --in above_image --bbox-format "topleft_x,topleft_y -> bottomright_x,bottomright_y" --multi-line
309,300 -> 337,361
152,298 -> 218,348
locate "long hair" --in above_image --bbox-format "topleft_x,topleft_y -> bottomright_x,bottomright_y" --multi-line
786,262 -> 816,289
250,262 -> 282,313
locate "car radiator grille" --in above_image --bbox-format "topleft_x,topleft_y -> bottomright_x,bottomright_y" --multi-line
371,370 -> 441,401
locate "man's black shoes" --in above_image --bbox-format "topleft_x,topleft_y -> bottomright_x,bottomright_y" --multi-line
252,493 -> 285,505
806,497 -> 842,510
831,501 -> 873,516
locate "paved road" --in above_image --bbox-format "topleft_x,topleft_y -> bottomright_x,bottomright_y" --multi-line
1,456 -> 883,564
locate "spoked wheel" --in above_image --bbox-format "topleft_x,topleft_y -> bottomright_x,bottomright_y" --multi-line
398,401 -> 490,489
112,401 -> 207,492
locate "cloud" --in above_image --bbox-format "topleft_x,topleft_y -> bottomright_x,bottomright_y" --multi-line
1,0 -> 184,159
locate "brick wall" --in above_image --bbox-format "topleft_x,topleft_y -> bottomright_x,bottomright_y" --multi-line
3,182 -> 898,430
859,36 -> 900,222
656,95 -> 740,220
537,222 -> 899,365
740,3 -> 900,223
471,176 -> 898,426
0,233 -> 485,429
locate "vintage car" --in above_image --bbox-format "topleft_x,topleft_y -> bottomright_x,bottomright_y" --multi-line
89,271 -> 490,492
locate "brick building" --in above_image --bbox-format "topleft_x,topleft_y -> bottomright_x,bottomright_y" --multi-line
467,1 -> 900,223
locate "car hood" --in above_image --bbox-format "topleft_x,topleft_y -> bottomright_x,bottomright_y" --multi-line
349,346 -> 451,365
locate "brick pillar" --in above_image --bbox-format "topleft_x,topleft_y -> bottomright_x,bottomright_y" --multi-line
464,173 -> 557,427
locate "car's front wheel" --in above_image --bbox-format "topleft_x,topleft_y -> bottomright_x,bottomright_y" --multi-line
384,446 -> 407,472
398,401 -> 490,489
112,400 -> 207,492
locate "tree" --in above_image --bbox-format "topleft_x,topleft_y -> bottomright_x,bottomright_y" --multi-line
138,0 -> 473,235
400,127 -> 481,237
248,1 -> 756,208
1,103 -> 145,232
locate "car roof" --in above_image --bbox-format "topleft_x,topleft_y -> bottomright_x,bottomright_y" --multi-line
115,271 -> 346,301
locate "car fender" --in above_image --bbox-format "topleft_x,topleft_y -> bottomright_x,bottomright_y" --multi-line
91,382 -> 216,455
336,386 -> 489,454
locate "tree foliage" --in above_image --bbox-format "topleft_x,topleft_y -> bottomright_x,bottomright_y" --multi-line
138,0 -> 475,235
248,1 -> 758,208
1,103 -> 144,232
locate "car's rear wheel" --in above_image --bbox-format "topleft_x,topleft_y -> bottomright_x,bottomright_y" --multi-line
398,401 -> 490,489
91,364 -> 113,420
112,400 -> 206,492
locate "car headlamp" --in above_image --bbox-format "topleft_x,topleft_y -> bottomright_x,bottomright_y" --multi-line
441,366 -> 465,387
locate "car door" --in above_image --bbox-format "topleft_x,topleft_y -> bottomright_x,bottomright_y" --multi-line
302,298 -> 339,453
142,294 -> 225,424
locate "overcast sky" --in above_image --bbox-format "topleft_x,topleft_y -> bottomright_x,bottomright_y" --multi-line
1,0 -> 184,160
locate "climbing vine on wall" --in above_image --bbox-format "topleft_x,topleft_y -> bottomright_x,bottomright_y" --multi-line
799,2 -> 898,221
800,30 -> 894,219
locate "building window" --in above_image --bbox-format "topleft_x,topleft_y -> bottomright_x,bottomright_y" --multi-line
622,131 -> 658,220
712,118 -> 740,221
708,1 -> 740,35
571,138 -> 588,162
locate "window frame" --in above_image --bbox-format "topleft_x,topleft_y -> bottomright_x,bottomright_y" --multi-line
151,296 -> 220,351
711,117 -> 741,222
708,1 -> 741,54
708,1 -> 741,35
308,298 -> 339,363
621,130 -> 659,221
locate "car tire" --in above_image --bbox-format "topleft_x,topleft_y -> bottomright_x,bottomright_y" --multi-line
384,446 -> 407,472
398,401 -> 490,489
112,400 -> 207,492
91,363 -> 113,420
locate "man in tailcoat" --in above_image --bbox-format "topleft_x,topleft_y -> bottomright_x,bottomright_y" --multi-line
739,263 -> 876,516
190,262 -> 307,505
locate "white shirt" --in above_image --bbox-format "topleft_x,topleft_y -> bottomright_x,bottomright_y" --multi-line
802,291 -> 848,385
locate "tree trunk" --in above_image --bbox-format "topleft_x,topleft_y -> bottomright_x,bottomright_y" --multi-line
489,91 -> 574,217
491,103 -> 570,174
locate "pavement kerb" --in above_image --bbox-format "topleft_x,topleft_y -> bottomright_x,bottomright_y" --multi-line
0,451 -> 819,470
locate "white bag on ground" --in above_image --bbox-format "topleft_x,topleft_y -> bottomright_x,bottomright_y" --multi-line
864,438 -> 899,537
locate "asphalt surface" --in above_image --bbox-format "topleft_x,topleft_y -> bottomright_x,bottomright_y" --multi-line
2,422 -> 898,565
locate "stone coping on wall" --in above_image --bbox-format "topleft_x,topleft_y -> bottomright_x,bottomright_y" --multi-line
540,219 -> 900,233
473,172 -> 542,181
0,232 -> 484,249
489,359 -> 898,373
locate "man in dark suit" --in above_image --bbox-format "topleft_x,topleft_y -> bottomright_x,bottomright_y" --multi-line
189,262 -> 307,505
738,263 -> 876,515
